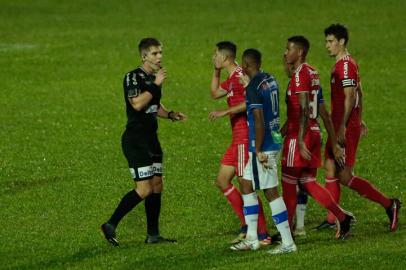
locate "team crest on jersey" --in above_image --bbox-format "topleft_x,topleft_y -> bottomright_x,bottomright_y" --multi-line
227,90 -> 234,97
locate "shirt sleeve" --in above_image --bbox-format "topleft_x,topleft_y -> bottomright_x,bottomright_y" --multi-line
246,81 -> 263,110
292,68 -> 311,94
220,77 -> 231,92
123,72 -> 140,98
337,61 -> 357,88
318,87 -> 324,104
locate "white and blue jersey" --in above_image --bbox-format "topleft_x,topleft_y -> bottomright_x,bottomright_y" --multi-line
246,72 -> 281,153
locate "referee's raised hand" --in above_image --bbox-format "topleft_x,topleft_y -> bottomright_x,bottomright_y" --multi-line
154,68 -> 167,86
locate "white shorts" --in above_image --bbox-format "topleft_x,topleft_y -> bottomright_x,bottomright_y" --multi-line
243,151 -> 280,190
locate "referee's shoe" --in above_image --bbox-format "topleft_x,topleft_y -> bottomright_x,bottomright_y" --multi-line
101,223 -> 119,246
145,234 -> 177,244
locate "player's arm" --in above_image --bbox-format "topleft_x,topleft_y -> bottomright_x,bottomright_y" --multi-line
319,103 -> 344,167
211,68 -> 228,99
209,102 -> 246,120
337,86 -> 356,144
129,69 -> 166,111
358,85 -> 368,136
158,103 -> 187,121
252,108 -> 268,165
298,92 -> 311,160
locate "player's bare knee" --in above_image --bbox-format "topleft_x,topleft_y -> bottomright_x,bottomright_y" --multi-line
338,168 -> 353,186
215,176 -> 229,190
264,187 -> 279,202
135,181 -> 152,199
240,179 -> 254,194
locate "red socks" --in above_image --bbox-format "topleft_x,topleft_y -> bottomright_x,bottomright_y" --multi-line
348,176 -> 392,208
325,177 -> 341,223
282,176 -> 298,229
303,180 -> 346,221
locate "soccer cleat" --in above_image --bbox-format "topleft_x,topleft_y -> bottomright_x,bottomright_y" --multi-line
230,239 -> 260,251
386,198 -> 401,232
229,232 -> 246,244
294,227 -> 306,237
312,220 -> 337,231
101,223 -> 119,246
145,235 -> 177,244
336,213 -> 355,240
267,243 -> 297,255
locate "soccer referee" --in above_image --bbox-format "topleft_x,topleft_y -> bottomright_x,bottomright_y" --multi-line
101,37 -> 186,246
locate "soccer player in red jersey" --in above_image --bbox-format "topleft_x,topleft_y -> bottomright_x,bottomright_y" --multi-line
281,36 -> 354,240
209,41 -> 269,245
318,24 -> 401,231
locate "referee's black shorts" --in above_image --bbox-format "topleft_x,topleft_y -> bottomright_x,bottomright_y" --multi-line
121,128 -> 163,181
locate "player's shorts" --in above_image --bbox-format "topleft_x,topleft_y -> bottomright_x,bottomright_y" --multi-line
282,127 -> 321,168
121,128 -> 163,181
325,123 -> 361,166
282,166 -> 318,185
221,143 -> 249,177
243,151 -> 280,190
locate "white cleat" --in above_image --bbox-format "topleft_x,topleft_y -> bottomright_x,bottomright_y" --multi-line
230,239 -> 260,251
267,243 -> 297,255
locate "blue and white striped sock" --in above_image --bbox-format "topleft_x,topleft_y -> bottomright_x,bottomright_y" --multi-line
270,197 -> 294,246
242,192 -> 259,241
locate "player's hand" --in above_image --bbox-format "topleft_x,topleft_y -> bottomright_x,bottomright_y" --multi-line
170,111 -> 187,121
208,110 -> 227,120
257,152 -> 270,169
154,68 -> 167,86
337,125 -> 346,146
333,144 -> 345,169
299,141 -> 311,161
361,121 -> 368,137
239,74 -> 250,88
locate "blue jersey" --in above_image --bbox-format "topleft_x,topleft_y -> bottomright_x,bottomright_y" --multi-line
246,72 -> 281,152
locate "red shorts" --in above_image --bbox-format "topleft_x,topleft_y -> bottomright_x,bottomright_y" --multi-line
282,128 -> 321,168
325,124 -> 361,166
221,143 -> 249,177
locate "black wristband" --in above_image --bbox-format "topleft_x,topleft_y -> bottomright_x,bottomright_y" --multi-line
146,83 -> 161,99
168,111 -> 175,121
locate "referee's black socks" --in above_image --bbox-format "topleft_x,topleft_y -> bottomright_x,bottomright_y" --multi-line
145,193 -> 162,236
108,189 -> 142,227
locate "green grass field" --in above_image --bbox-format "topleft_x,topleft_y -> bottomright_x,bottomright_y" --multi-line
1,0 -> 405,269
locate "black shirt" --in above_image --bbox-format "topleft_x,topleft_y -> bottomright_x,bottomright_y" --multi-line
123,67 -> 161,132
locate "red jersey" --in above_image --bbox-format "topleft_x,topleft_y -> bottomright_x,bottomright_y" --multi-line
330,55 -> 361,130
286,63 -> 320,136
220,66 -> 248,144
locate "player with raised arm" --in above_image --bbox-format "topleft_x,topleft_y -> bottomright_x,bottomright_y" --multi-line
101,38 -> 186,246
281,36 -> 354,240
210,41 -> 269,245
316,24 -> 401,231
230,48 -> 296,254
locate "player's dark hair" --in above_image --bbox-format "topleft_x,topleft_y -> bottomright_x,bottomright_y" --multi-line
324,24 -> 349,45
242,48 -> 261,66
138,37 -> 161,55
287,35 -> 310,58
216,41 -> 237,59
